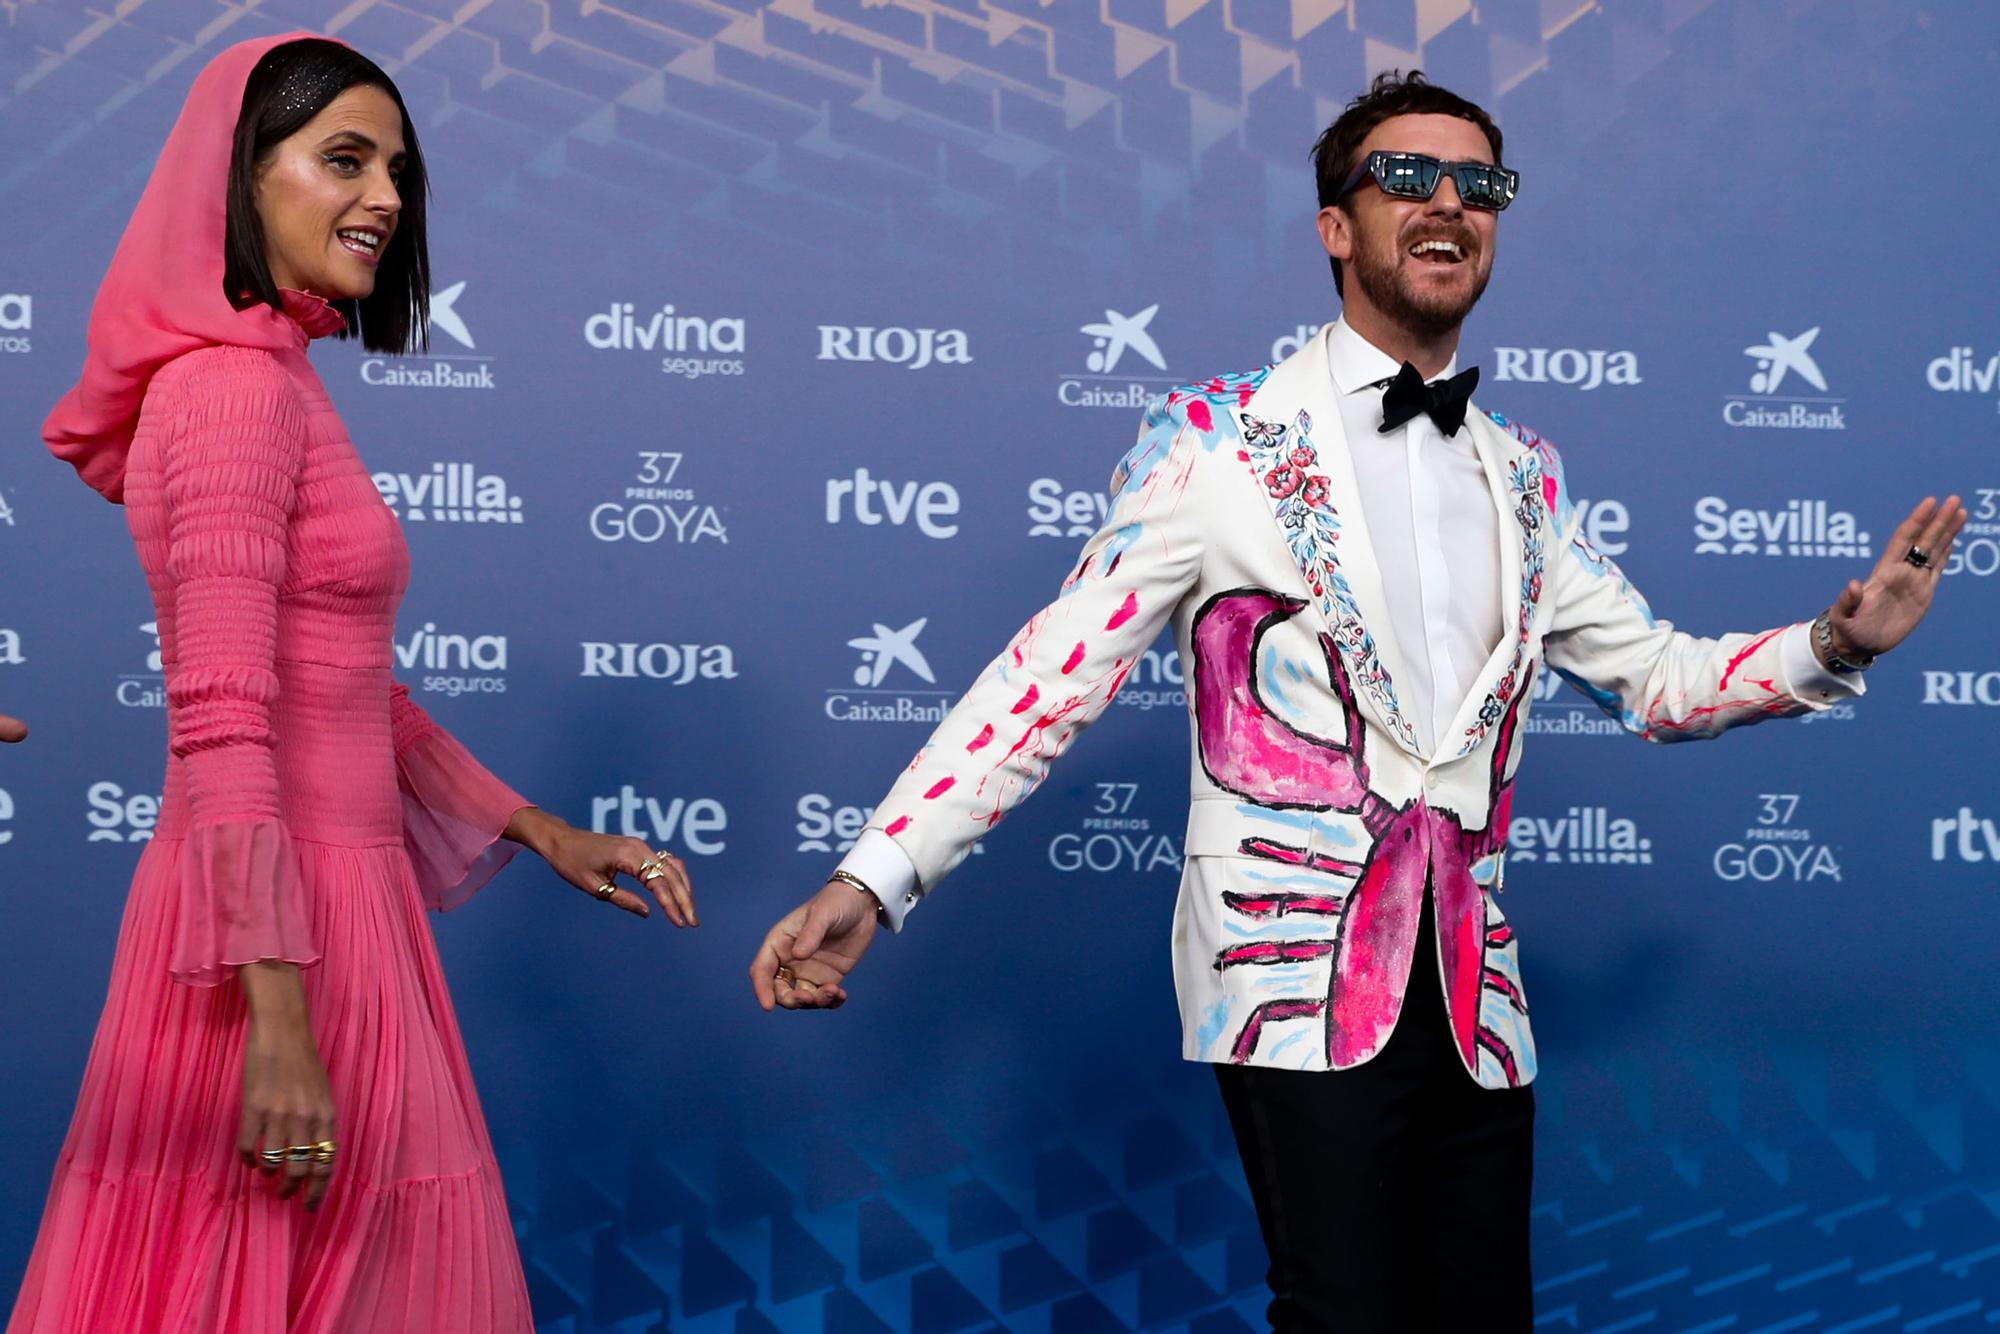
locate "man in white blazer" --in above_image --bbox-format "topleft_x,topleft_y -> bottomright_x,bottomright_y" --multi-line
752,71 -> 1965,1331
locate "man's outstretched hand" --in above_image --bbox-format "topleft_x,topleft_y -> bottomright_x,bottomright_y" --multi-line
0,715 -> 25,743
750,879 -> 880,1011
1823,496 -> 1967,662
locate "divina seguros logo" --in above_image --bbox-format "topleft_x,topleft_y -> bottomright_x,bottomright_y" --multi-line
1059,305 -> 1175,409
395,622 -> 507,697
361,281 -> 493,389
586,301 -> 745,379
0,292 -> 29,354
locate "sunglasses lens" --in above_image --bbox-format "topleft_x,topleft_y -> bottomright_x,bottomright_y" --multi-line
1455,165 -> 1515,210
1376,154 -> 1441,199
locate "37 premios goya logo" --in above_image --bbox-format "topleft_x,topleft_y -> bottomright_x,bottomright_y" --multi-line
1048,782 -> 1182,874
590,452 -> 727,547
1712,793 -> 1840,884
1941,487 -> 2000,578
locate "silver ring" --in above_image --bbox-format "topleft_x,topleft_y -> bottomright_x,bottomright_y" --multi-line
1906,544 -> 1932,569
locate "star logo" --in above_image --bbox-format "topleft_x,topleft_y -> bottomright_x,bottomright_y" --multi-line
849,619 -> 935,687
429,280 -> 475,350
1082,305 -> 1166,375
1745,328 -> 1827,395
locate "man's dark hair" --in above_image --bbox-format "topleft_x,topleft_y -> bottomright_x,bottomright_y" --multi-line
224,38 -> 430,353
1310,70 -> 1504,296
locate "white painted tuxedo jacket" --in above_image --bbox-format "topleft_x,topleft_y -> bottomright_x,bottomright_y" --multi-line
854,327 -> 1847,1088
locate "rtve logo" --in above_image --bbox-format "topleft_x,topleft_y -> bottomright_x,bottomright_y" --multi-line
817,325 -> 970,371
1492,347 -> 1641,391
826,469 -> 961,539
1932,808 -> 2000,862
590,786 -> 727,855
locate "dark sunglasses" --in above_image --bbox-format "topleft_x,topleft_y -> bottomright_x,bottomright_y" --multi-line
1337,151 -> 1519,212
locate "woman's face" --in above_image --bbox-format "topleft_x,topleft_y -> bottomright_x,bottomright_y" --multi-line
254,84 -> 405,301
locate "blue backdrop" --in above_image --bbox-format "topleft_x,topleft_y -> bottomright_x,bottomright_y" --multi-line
4,1 -> 1999,1330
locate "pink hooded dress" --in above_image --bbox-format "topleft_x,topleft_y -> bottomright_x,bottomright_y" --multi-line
12,34 -> 534,1332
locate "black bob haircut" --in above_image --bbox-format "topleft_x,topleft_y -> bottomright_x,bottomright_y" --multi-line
1310,70 -> 1504,296
223,38 -> 429,353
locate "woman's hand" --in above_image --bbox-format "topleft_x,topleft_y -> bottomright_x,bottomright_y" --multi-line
506,807 -> 697,926
237,962 -> 337,1211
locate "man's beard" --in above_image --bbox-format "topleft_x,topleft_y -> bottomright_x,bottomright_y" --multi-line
1349,225 -> 1491,340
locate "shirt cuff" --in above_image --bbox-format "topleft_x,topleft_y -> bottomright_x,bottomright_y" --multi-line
838,829 -> 921,933
1780,622 -> 1866,705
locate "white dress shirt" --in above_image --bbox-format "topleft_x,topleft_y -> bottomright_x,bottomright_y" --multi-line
840,319 -> 1858,926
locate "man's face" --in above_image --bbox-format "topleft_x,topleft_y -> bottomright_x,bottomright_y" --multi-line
1319,113 -> 1500,340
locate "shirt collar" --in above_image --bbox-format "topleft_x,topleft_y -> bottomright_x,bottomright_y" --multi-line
1324,317 -> 1459,396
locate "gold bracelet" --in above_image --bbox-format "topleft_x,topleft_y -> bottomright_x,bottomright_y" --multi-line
828,869 -> 886,919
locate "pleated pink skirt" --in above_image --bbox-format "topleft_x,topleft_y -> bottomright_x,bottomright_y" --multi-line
7,837 -> 532,1333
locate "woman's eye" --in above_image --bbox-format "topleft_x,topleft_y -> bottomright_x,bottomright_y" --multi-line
325,153 -> 360,173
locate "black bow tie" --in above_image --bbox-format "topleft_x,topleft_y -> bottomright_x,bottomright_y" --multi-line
1378,361 -> 1479,437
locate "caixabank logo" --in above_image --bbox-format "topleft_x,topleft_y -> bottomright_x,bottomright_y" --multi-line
585,300 -> 746,380
0,785 -> 13,844
0,292 -> 30,354
361,281 -> 494,390
824,618 -> 951,724
87,781 -> 160,843
589,786 -> 727,856
116,622 -> 164,709
1059,304 -> 1177,409
1047,782 -> 1182,874
589,451 -> 727,547
1723,327 -> 1847,430
1712,793 -> 1841,884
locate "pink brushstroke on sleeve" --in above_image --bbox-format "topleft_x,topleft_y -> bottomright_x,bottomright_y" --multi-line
885,815 -> 910,837
923,776 -> 955,800
1105,592 -> 1139,631
1061,642 -> 1085,674
1718,628 -> 1785,692
1186,400 -> 1212,432
967,724 -> 994,753
1010,684 -> 1040,714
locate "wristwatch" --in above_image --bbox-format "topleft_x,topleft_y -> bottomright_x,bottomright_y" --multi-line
1812,609 -> 1874,675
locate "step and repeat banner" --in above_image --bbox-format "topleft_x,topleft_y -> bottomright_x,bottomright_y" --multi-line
3,1 -> 1998,1330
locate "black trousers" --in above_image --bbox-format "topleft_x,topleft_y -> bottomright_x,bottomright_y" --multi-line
1213,893 -> 1536,1334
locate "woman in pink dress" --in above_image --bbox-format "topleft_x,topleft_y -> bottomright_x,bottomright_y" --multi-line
11,33 -> 697,1332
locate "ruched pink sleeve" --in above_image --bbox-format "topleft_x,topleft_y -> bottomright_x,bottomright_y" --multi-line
159,352 -> 317,985
389,683 -> 530,911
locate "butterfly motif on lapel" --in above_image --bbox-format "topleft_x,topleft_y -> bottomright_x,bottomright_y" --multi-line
1237,408 -> 1419,753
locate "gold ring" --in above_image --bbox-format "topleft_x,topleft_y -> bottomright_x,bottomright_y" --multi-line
259,1147 -> 286,1168
594,882 -> 616,901
284,1144 -> 316,1163
638,860 -> 667,882
774,965 -> 796,986
311,1140 -> 338,1165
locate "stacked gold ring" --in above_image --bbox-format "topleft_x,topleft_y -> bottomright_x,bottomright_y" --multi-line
310,1140 -> 338,1166
594,881 -> 616,901
258,1147 -> 287,1168
638,859 -> 667,883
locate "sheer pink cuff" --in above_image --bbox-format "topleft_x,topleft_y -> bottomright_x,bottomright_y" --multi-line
170,820 -> 318,985
395,728 -> 530,912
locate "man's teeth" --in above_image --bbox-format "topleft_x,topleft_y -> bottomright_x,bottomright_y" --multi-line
1409,239 -> 1463,260
338,230 -> 380,252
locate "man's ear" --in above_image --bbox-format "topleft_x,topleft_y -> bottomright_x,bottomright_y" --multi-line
1317,204 -> 1352,269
